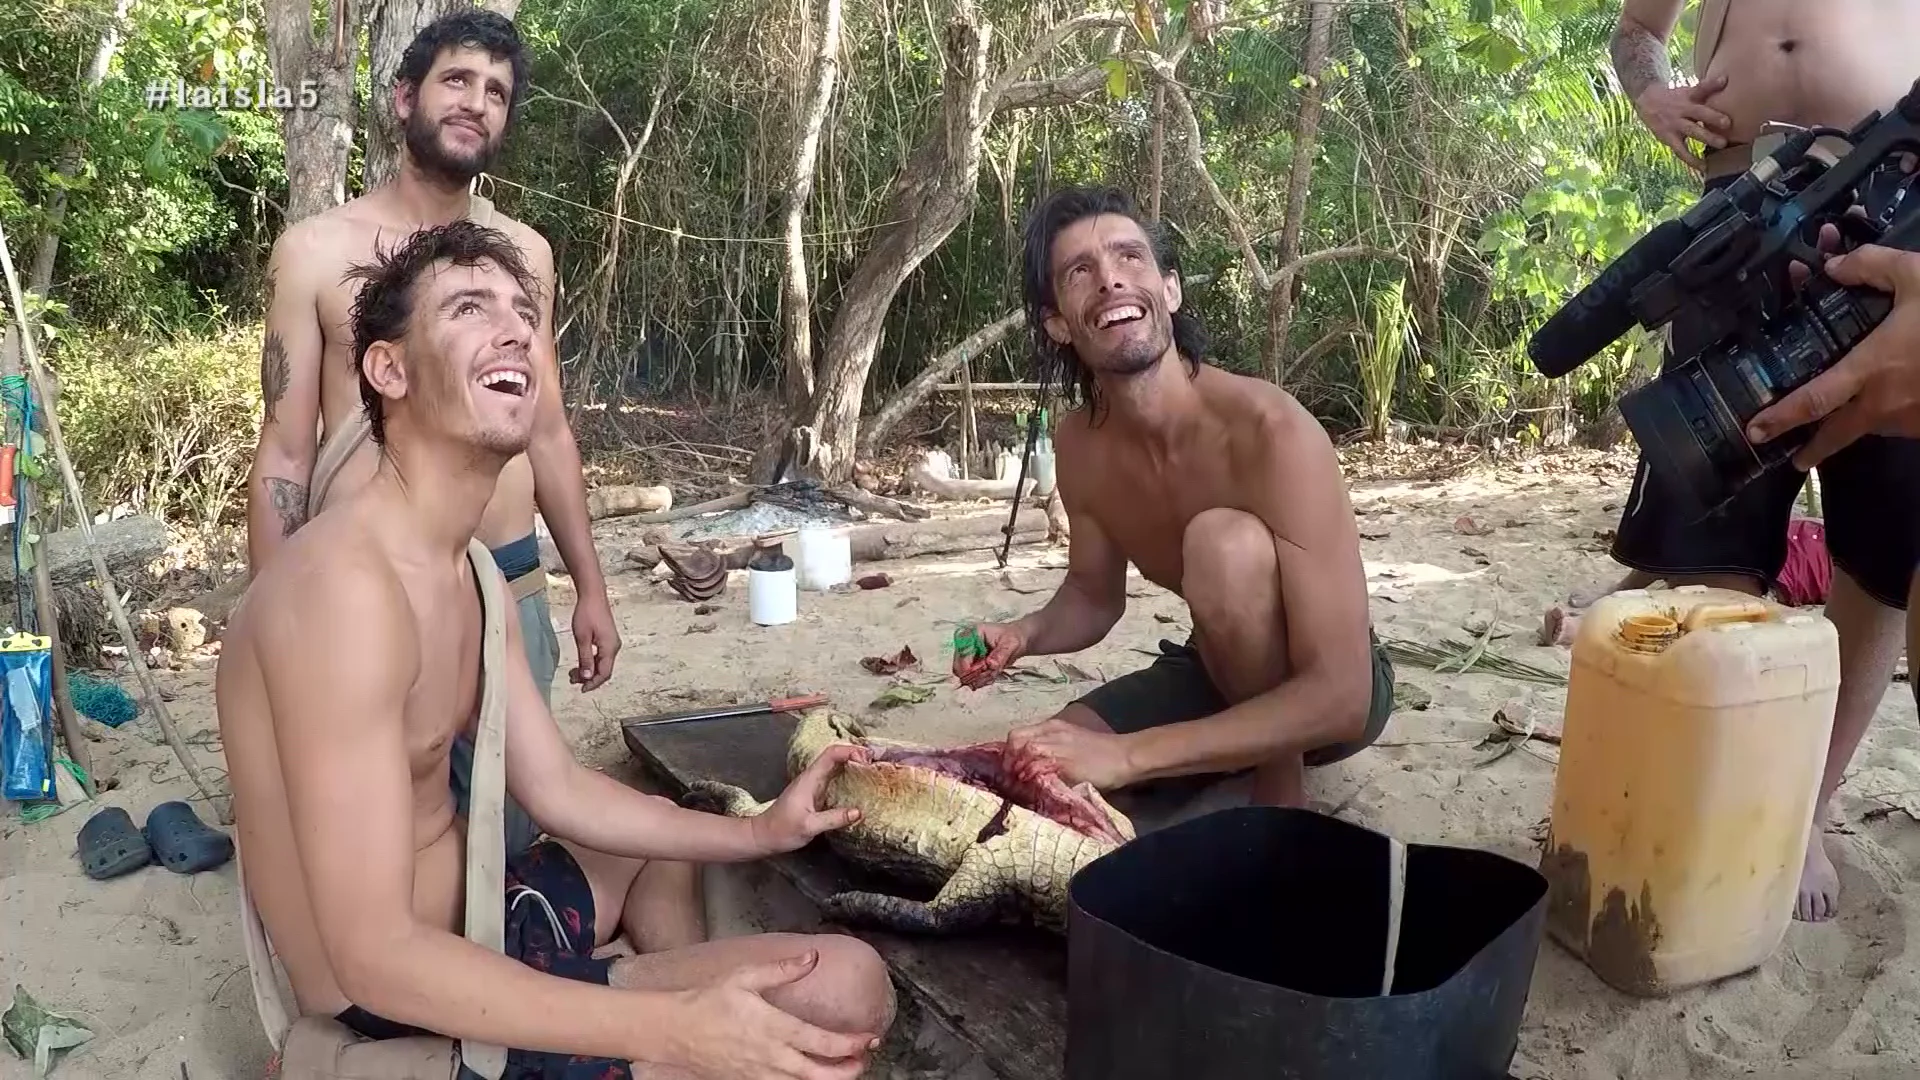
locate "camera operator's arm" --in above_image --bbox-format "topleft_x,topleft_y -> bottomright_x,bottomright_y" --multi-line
1747,244 -> 1920,466
1612,0 -> 1730,171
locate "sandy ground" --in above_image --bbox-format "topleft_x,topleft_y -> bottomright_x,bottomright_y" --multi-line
4,450 -> 1918,1080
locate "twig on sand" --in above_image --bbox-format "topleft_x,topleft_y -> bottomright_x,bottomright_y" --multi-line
1379,633 -> 1568,685
0,218 -> 228,821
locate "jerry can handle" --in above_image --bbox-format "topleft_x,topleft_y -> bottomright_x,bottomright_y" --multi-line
1681,600 -> 1773,632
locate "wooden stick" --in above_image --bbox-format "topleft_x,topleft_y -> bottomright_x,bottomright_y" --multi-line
825,485 -> 929,521
628,489 -> 754,525
31,528 -> 93,795
0,219 -> 224,818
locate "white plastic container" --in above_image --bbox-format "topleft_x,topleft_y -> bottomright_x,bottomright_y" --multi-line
796,526 -> 852,591
748,564 -> 797,625
1030,443 -> 1056,497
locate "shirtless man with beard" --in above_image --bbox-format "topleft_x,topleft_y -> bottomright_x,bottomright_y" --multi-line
952,187 -> 1397,811
217,220 -> 894,1079
246,9 -> 623,879
1584,0 -> 1920,922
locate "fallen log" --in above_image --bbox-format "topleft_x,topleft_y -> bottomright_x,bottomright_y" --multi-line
826,485 -> 929,522
586,484 -> 674,520
625,511 -> 1049,572
629,490 -> 754,525
906,461 -> 1035,502
847,510 -> 1047,562
0,513 -> 169,604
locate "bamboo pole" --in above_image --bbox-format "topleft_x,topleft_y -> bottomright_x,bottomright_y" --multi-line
0,219 -> 225,819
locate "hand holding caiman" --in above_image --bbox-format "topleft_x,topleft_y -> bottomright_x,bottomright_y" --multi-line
684,707 -> 1136,935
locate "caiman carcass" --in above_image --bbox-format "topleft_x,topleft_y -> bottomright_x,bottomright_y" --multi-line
683,707 -> 1136,935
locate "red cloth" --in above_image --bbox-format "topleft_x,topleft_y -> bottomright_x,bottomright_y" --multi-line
1776,516 -> 1831,608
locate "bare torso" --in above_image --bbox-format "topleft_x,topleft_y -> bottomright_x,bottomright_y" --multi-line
219,498 -> 485,1014
1056,366 -> 1313,596
1698,0 -> 1920,175
300,197 -> 538,545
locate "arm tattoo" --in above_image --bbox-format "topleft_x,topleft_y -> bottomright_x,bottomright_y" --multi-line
261,329 -> 291,425
1610,20 -> 1671,102
265,477 -> 309,537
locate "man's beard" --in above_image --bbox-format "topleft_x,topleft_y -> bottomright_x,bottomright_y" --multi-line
1085,318 -> 1170,377
403,110 -> 500,185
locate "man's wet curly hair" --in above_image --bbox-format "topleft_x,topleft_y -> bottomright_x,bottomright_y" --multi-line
343,219 -> 539,445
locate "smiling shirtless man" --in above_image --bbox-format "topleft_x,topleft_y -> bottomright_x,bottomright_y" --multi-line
1580,0 -> 1920,923
953,187 -> 1396,811
218,220 -> 894,1079
248,8 -> 622,872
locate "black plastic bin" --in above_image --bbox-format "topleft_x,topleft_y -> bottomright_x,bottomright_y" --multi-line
1065,806 -> 1547,1080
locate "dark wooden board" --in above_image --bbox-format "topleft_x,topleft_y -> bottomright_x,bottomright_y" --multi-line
621,711 -> 1067,1080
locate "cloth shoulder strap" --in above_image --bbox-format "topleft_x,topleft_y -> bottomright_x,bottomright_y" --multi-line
306,409 -> 371,520
235,539 -> 514,1080
468,193 -> 496,227
458,536 -> 511,1079
1692,0 -> 1730,78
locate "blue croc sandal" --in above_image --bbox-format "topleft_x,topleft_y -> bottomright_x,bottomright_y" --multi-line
143,800 -> 234,874
77,806 -> 154,880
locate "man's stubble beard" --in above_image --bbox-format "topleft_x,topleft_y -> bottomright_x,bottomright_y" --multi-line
1085,318 -> 1172,379
402,108 -> 502,186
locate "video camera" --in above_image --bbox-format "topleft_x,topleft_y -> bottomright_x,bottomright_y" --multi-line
1527,76 -> 1920,517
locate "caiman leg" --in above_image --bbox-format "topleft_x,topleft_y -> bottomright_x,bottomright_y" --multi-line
823,837 -> 1015,934
681,779 -> 773,818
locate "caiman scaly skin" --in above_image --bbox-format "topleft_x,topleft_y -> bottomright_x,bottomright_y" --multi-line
684,707 -> 1136,935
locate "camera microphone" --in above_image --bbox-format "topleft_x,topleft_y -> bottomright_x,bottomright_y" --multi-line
1526,218 -> 1699,378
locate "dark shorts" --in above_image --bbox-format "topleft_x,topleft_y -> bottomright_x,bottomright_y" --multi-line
1612,176 -> 1920,610
335,841 -> 628,1080
1073,629 -> 1397,770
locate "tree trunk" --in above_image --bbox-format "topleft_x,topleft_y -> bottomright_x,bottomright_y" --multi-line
778,0 -> 845,416
858,309 -> 1022,457
264,0 -> 362,224
1262,0 -> 1335,380
365,0 -> 441,192
766,4 -> 1124,483
0,0 -> 133,373
1147,82 -> 1166,220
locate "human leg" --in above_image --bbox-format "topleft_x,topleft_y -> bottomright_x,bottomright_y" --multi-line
1790,437 -> 1920,921
562,840 -> 708,953
1064,508 -> 1392,808
515,587 -> 561,705
553,839 -> 893,1051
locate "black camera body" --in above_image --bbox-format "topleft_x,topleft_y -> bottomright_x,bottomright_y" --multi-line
1528,77 -> 1920,518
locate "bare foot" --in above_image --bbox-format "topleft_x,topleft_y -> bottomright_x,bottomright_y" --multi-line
1795,826 -> 1840,922
1539,606 -> 1581,646
1566,585 -> 1613,609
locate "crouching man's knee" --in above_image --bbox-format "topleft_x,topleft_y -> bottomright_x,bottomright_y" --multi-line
807,933 -> 897,1038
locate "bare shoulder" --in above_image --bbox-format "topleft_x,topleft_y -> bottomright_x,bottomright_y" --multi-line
1200,367 -> 1338,468
487,211 -> 555,278
237,522 -> 416,681
272,202 -> 386,295
1049,400 -> 1105,493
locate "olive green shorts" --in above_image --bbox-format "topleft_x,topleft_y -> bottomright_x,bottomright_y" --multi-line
1073,629 -> 1396,768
